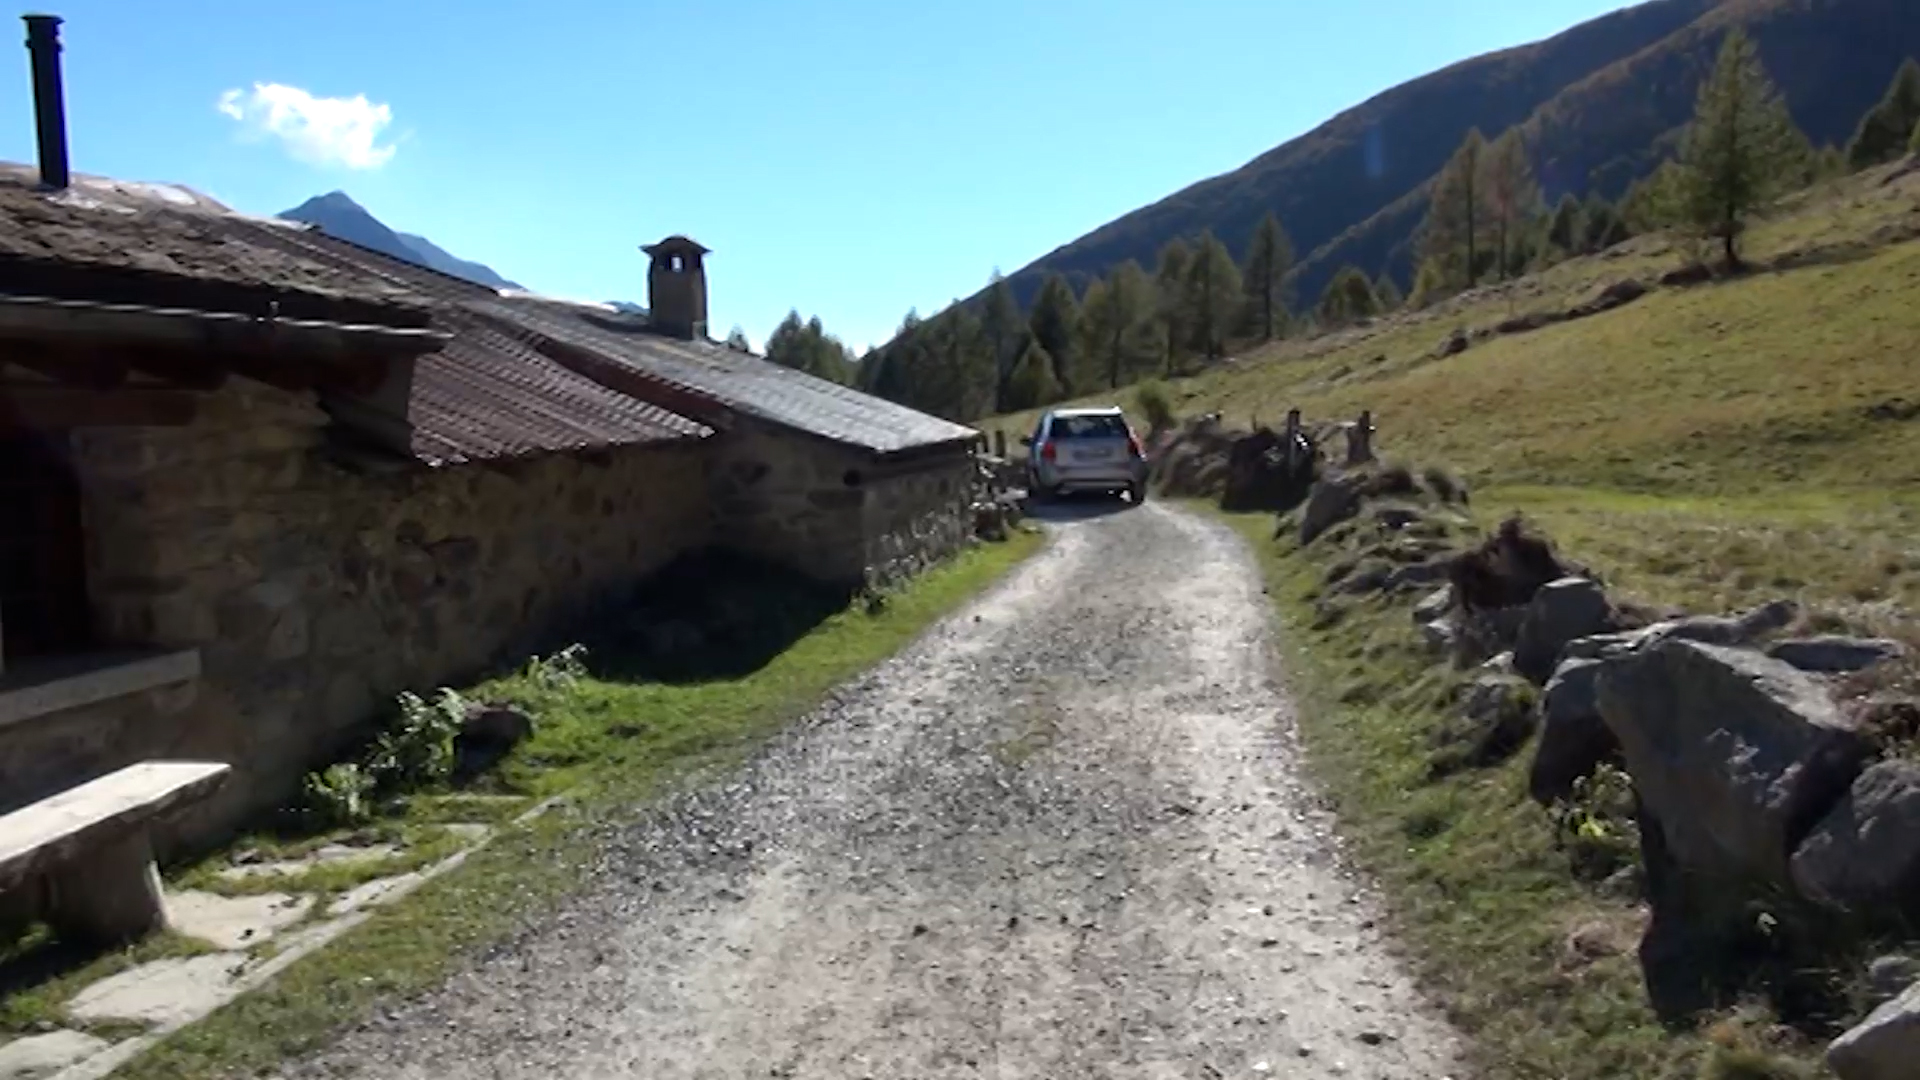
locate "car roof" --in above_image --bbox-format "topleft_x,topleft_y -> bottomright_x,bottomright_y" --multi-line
1048,406 -> 1125,418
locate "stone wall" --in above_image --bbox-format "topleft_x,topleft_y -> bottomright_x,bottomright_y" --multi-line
860,455 -> 978,588
50,377 -> 711,854
707,418 -> 974,588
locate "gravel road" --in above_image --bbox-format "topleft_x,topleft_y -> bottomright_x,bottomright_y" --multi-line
284,501 -> 1463,1079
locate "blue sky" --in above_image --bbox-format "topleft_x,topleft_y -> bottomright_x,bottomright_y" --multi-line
5,0 -> 1629,351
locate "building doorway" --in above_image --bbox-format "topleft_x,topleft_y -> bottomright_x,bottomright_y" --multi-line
0,434 -> 92,665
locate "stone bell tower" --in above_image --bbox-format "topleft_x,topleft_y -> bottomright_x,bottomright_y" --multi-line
642,235 -> 710,340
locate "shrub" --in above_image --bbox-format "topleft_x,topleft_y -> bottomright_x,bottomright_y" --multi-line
1134,380 -> 1177,434
299,763 -> 376,829
522,644 -> 588,690
1910,115 -> 1920,155
1550,763 -> 1640,882
369,689 -> 466,793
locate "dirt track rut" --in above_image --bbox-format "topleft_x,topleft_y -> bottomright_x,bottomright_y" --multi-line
282,501 -> 1462,1079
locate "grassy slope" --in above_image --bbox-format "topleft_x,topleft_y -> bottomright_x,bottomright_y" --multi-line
982,166 -> 1920,1078
991,162 -> 1920,628
97,531 -> 1043,1080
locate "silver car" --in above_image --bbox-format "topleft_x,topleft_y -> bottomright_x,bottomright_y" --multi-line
1023,406 -> 1149,504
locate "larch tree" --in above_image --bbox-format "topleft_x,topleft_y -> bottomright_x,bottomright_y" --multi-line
1480,128 -> 1542,281
1240,212 -> 1294,342
1182,231 -> 1243,363
1004,337 -> 1061,411
1372,272 -> 1403,313
1846,58 -> 1920,170
1027,274 -> 1081,396
1317,266 -> 1379,327
980,271 -> 1024,411
1153,239 -> 1194,375
1546,193 -> 1583,256
1675,28 -> 1811,270
1419,128 -> 1490,291
1078,261 -> 1154,390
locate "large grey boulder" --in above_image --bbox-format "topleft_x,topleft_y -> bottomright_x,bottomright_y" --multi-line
1828,981 -> 1920,1080
1791,760 -> 1920,915
1595,638 -> 1871,884
1529,658 -> 1620,806
1561,599 -> 1801,664
1768,636 -> 1907,674
1514,577 -> 1614,683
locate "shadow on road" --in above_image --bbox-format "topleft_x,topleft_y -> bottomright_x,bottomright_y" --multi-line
1024,492 -> 1140,524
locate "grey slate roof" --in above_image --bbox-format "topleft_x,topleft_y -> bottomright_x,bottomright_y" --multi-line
242,214 -> 980,458
478,296 -> 981,458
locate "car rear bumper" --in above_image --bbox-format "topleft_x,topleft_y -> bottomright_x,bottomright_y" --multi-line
1034,460 -> 1148,490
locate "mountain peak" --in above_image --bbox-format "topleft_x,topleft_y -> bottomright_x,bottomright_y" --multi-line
278,193 -> 522,292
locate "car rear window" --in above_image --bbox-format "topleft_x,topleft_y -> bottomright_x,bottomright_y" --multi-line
1048,414 -> 1129,439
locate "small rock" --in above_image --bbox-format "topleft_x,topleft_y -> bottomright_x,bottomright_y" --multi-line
1412,585 -> 1455,625
1868,954 -> 1920,1005
1356,1031 -> 1390,1046
1420,618 -> 1457,656
461,703 -> 536,748
1767,636 -> 1907,675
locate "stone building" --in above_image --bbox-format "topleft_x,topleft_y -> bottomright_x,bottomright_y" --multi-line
0,163 -> 979,855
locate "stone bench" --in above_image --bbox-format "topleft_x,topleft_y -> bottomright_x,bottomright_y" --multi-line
0,760 -> 230,946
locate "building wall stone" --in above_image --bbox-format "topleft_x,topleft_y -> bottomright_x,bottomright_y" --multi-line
45,376 -> 711,853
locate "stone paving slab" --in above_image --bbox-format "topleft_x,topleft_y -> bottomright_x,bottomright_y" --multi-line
0,1030 -> 110,1080
168,891 -> 314,951
66,953 -> 253,1027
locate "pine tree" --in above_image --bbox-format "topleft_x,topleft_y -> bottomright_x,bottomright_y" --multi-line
1675,29 -> 1811,269
980,271 -> 1024,411
1419,128 -> 1490,291
1005,338 -> 1061,411
1183,231 -> 1243,363
1317,266 -> 1379,326
1846,59 -> 1920,170
1079,261 -> 1154,390
724,325 -> 751,351
1480,128 -> 1541,281
1027,274 -> 1080,395
1153,239 -> 1193,375
1241,212 -> 1294,342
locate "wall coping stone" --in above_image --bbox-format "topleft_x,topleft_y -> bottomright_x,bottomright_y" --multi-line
0,649 -> 202,732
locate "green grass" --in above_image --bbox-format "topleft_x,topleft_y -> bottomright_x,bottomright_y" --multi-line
1221,509 -> 1829,1080
67,530 -> 1045,1079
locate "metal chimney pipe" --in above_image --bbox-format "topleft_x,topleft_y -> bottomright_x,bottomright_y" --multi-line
24,14 -> 70,190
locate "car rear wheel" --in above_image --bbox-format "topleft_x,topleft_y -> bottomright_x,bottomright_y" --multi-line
1128,482 -> 1148,506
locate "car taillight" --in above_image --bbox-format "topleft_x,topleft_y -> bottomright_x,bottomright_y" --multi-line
1040,441 -> 1057,462
1126,430 -> 1145,459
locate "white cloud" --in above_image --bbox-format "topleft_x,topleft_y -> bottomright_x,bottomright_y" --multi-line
217,82 -> 398,170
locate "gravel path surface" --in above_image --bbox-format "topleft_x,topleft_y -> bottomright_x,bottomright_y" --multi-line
283,501 -> 1463,1079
